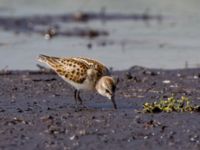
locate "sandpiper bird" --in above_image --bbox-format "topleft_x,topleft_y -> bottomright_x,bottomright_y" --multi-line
37,55 -> 118,109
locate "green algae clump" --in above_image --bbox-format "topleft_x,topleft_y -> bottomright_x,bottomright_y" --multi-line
143,96 -> 200,113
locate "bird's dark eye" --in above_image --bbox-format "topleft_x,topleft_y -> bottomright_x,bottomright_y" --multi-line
105,89 -> 110,93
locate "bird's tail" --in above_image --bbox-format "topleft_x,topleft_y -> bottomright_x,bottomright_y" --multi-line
37,54 -> 61,69
37,54 -> 50,63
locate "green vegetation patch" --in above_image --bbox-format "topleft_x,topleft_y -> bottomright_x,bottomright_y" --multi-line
143,96 -> 200,113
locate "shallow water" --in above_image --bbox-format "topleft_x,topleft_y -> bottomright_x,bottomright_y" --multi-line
0,0 -> 200,70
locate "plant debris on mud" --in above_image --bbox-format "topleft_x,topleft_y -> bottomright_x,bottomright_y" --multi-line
143,96 -> 200,113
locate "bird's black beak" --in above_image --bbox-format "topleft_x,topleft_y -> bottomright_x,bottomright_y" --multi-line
111,95 -> 117,109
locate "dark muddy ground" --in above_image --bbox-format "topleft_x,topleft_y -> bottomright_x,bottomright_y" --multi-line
0,66 -> 200,150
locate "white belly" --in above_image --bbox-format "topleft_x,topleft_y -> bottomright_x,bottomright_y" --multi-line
63,77 -> 95,91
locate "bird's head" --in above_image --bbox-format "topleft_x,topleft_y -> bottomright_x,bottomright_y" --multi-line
95,76 -> 118,109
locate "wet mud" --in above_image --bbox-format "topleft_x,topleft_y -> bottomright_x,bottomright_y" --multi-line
0,66 -> 200,150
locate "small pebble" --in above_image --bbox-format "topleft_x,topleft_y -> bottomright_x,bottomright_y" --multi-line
70,135 -> 76,140
162,80 -> 171,84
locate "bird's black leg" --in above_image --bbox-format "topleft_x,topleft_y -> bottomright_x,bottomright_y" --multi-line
74,89 -> 78,106
74,90 -> 87,110
77,91 -> 83,105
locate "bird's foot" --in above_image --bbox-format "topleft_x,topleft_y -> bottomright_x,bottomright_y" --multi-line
74,103 -> 89,112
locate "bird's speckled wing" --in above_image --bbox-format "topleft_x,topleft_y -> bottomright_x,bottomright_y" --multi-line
37,55 -> 90,83
71,57 -> 110,77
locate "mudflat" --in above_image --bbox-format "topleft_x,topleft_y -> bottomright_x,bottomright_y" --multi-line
0,66 -> 200,150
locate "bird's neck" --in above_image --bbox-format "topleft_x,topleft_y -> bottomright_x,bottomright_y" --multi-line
95,77 -> 102,92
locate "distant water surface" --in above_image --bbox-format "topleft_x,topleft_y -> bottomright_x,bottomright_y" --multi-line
0,0 -> 200,70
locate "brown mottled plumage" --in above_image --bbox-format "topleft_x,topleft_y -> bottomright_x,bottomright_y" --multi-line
37,54 -> 117,109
